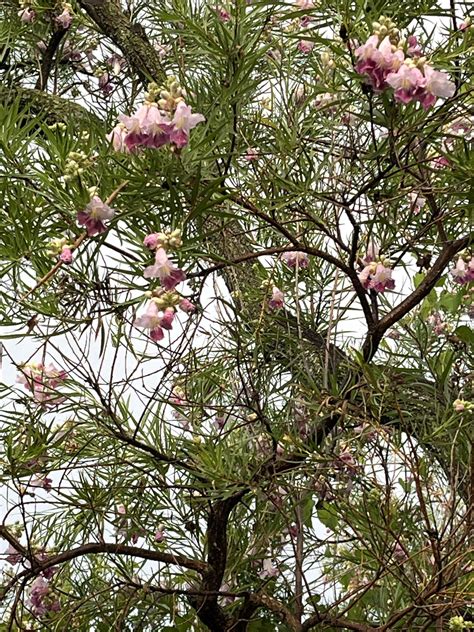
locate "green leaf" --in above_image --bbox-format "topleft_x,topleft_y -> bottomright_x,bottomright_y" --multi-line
454,325 -> 474,346
317,503 -> 339,531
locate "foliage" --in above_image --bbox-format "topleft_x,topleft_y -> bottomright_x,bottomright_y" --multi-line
0,0 -> 472,630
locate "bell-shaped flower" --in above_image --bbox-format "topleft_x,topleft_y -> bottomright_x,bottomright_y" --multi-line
268,287 -> 284,310
77,196 -> 115,236
106,123 -> 129,153
259,558 -> 279,579
355,35 -> 404,91
17,362 -> 67,405
143,247 -> 186,289
5,544 -> 22,565
419,65 -> 456,110
450,256 -> 474,284
55,6 -> 73,29
179,298 -> 196,313
281,251 -> 309,269
170,102 -> 205,148
386,63 -> 426,104
18,7 -> 35,22
134,301 -> 175,341
358,262 -> 395,293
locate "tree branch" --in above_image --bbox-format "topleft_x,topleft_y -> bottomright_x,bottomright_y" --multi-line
77,0 -> 166,84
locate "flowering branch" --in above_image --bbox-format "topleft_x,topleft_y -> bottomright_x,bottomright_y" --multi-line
20,180 -> 128,302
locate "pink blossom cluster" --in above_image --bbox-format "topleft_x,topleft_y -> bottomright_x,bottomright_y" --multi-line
450,255 -> 474,284
29,576 -> 60,617
46,237 -> 74,264
358,261 -> 395,293
142,231 -> 186,289
427,312 -> 447,336
17,362 -> 67,405
281,251 -> 310,269
135,231 -> 195,341
355,30 -> 455,108
107,100 -> 205,152
77,195 -> 115,236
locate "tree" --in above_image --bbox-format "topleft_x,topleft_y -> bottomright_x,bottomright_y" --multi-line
0,0 -> 472,629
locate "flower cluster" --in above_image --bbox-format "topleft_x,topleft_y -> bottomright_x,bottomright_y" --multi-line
29,576 -> 60,617
359,261 -> 395,293
108,78 -> 205,152
281,251 -> 310,269
135,230 -> 195,341
77,193 -> 115,236
453,399 -> 473,413
46,237 -> 73,264
355,17 -> 455,109
358,244 -> 395,293
450,255 -> 474,285
143,230 -> 186,289
17,362 -> 67,405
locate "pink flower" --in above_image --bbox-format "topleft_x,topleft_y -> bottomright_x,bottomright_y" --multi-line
29,577 -> 50,616
55,8 -> 73,29
17,362 -> 67,405
427,312 -> 447,336
179,298 -> 196,313
355,35 -> 404,91
295,0 -> 315,8
59,246 -> 73,264
106,123 -> 129,153
433,155 -> 450,168
98,72 -> 112,95
268,287 -> 284,310
18,7 -> 35,22
117,504 -> 126,515
419,65 -> 456,109
155,525 -> 165,542
77,196 -> 115,236
216,6 -> 231,21
393,542 -> 408,562
386,64 -> 426,104
281,251 -> 309,268
299,15 -> 314,28
297,40 -> 315,54
160,307 -> 175,330
407,35 -> 422,57
259,558 -> 278,579
361,242 -> 380,265
358,262 -> 395,293
119,103 -> 171,151
134,301 -> 175,341
368,263 -> 395,292
107,54 -> 124,76
169,102 -> 205,149
5,544 -> 22,565
30,476 -> 52,492
143,247 -> 186,289
29,576 -> 60,617
245,147 -> 259,161
143,233 -> 164,250
450,256 -> 474,284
